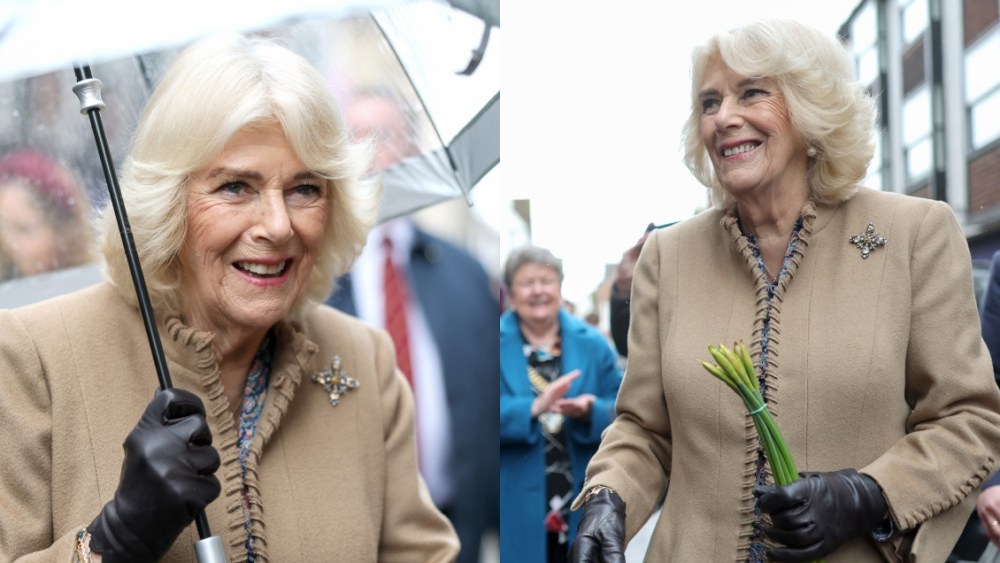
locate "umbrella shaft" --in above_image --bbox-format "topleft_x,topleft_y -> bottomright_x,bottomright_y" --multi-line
82,107 -> 173,391
73,66 -> 216,546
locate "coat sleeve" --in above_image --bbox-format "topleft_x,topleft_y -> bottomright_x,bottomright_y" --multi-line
0,309 -> 85,561
861,202 -> 1000,536
569,231 -> 673,541
499,329 -> 541,447
500,395 -> 540,446
373,329 -> 459,563
566,336 -> 623,445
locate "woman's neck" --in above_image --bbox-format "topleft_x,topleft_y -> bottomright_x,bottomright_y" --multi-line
736,185 -> 807,281
181,311 -> 268,418
520,317 -> 559,347
736,185 -> 806,243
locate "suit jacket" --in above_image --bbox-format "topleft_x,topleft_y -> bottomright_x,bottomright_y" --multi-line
981,251 -> 1000,490
575,188 -> 1000,562
327,226 -> 500,563
981,250 -> 1000,385
0,282 -> 458,562
500,308 -> 623,563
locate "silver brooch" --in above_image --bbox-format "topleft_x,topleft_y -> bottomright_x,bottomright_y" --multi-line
311,356 -> 359,407
849,222 -> 887,259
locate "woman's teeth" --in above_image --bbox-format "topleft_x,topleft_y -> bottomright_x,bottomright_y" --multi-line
723,143 -> 758,157
236,260 -> 287,276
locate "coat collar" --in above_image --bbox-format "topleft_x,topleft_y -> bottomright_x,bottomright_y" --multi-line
501,308 -> 590,396
160,314 -> 318,561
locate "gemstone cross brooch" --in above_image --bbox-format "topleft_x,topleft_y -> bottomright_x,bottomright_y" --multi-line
311,356 -> 359,407
849,222 -> 887,259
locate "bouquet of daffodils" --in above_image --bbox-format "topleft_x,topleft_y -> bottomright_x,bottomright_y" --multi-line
701,342 -> 824,563
700,342 -> 798,485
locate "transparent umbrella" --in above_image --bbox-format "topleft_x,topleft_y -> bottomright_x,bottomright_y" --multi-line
0,0 -> 499,307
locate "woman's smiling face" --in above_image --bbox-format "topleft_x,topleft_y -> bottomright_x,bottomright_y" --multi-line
178,122 -> 329,334
509,262 -> 563,326
698,58 -> 808,198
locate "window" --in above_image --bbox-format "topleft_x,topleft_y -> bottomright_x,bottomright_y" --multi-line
902,85 -> 931,183
966,26 -> 1000,149
851,1 -> 880,86
971,89 -> 1000,149
848,1 -> 883,191
865,133 -> 883,191
901,0 -> 928,45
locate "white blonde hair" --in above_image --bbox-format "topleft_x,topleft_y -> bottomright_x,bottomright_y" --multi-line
99,33 -> 379,321
681,19 -> 877,208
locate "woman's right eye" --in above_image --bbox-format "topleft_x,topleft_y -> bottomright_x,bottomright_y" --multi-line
218,181 -> 247,195
701,98 -> 720,114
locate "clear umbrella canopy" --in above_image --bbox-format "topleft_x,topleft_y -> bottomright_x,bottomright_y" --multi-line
0,0 -> 499,306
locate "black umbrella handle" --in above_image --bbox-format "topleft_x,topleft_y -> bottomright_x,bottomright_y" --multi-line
72,66 -> 224,562
71,66 -> 172,392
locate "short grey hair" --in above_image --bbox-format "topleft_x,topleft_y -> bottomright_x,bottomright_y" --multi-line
503,244 -> 564,290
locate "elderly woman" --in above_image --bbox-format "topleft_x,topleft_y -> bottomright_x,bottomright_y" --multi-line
0,149 -> 96,281
569,19 -> 1000,563
500,244 -> 623,563
0,35 -> 458,562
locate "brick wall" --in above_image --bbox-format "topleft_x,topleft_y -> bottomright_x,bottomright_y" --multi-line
965,0 -> 999,46
902,36 -> 925,95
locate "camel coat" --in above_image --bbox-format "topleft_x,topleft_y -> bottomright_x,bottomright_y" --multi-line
574,188 -> 1000,562
0,282 -> 458,562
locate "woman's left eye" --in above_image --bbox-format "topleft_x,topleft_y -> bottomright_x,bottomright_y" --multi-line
287,183 -> 324,203
745,88 -> 769,99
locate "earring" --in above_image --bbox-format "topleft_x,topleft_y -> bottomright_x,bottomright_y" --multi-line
806,146 -> 817,157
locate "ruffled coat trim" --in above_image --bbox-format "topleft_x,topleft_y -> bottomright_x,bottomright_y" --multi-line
720,201 -> 819,560
164,317 -> 319,563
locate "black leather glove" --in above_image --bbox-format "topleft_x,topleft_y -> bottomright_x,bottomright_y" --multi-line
753,469 -> 889,562
89,388 -> 222,562
569,488 -> 627,563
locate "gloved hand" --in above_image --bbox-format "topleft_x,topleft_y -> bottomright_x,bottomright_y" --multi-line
89,388 -> 222,562
569,488 -> 626,563
753,469 -> 889,562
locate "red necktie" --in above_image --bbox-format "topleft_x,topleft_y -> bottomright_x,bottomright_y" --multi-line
382,237 -> 414,386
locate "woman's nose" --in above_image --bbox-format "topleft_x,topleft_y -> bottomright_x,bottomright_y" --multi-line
251,191 -> 293,244
714,97 -> 743,130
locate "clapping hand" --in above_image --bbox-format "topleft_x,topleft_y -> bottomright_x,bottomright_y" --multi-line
531,370 -> 580,418
554,394 -> 596,420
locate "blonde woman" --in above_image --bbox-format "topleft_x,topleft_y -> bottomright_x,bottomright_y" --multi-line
570,19 -> 1000,563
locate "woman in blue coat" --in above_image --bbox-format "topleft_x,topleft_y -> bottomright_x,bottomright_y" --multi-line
500,244 -> 623,563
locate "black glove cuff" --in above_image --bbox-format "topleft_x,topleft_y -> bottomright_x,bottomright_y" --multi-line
585,486 -> 625,511
88,503 -> 160,563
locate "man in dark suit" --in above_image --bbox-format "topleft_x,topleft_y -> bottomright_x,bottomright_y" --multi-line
326,216 -> 500,563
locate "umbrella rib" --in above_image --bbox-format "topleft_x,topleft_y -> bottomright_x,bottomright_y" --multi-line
368,13 -> 457,171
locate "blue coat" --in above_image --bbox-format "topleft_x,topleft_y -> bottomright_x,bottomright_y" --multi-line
327,226 -> 499,563
499,307 -> 623,563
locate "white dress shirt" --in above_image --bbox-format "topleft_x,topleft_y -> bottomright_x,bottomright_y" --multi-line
349,218 -> 454,508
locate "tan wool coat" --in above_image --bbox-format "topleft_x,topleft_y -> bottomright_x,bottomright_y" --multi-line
576,187 -> 1000,562
0,282 -> 458,562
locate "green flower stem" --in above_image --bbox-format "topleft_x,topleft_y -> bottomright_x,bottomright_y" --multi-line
701,343 -> 824,563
